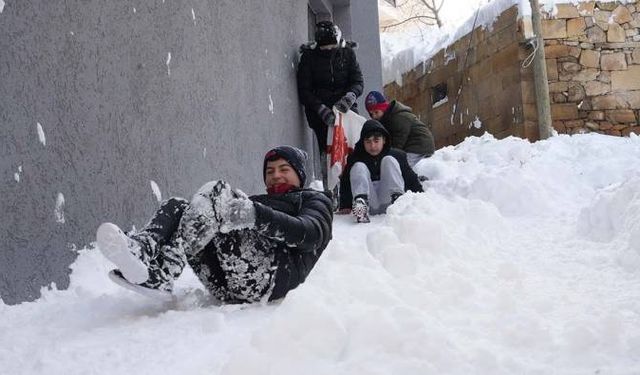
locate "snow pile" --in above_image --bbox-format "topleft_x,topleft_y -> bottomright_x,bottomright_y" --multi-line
2,133 -> 640,374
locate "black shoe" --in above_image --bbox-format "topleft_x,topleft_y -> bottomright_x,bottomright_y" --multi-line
390,192 -> 403,204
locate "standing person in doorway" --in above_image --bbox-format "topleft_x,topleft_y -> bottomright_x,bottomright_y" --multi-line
365,91 -> 435,168
339,120 -> 423,223
297,20 -> 364,187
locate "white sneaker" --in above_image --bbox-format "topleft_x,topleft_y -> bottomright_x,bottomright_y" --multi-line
108,270 -> 173,302
97,223 -> 149,284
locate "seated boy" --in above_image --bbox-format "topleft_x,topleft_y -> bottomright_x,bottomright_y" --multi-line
365,91 -> 435,168
339,120 -> 424,223
96,146 -> 333,303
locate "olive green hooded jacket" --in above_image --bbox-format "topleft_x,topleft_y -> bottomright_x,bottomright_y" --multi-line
379,100 -> 435,156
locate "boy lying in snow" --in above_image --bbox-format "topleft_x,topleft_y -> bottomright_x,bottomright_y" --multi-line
339,120 -> 424,223
97,146 -> 333,303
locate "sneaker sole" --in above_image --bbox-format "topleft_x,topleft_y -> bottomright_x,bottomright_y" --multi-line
108,270 -> 174,302
97,223 -> 149,284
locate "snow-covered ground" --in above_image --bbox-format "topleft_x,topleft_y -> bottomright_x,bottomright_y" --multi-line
2,132 -> 640,374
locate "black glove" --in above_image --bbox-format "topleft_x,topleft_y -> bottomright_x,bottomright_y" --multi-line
334,92 -> 357,113
318,105 -> 336,127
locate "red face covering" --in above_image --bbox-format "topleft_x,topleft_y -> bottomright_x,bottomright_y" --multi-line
267,183 -> 297,195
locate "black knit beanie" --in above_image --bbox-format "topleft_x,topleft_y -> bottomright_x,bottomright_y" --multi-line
263,146 -> 308,187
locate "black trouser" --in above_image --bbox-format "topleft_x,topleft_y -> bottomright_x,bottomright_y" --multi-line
131,183 -> 277,303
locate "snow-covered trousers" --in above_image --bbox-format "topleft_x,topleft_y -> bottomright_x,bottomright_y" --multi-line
350,156 -> 405,215
130,189 -> 277,304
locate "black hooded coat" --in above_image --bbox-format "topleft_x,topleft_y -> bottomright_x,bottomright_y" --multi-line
339,120 -> 423,209
297,42 -> 364,151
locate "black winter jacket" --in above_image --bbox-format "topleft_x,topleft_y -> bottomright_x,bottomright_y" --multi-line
339,120 -> 424,209
380,100 -> 435,156
251,188 -> 333,300
297,42 -> 364,129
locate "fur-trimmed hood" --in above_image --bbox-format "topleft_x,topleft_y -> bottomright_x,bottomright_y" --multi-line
299,40 -> 358,53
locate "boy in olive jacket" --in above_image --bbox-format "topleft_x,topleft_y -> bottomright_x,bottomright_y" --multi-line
365,91 -> 435,167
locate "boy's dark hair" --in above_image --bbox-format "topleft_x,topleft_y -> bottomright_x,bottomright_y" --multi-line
364,131 -> 386,140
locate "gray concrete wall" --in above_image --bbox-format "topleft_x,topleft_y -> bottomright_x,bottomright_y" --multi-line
334,0 -> 383,113
0,0 -> 312,305
349,0 -> 383,111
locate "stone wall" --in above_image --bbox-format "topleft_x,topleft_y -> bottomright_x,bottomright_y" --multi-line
541,1 -> 640,136
383,1 -> 640,149
385,6 -> 534,149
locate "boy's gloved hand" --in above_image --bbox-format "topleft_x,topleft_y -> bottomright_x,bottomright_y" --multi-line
219,189 -> 256,233
317,104 -> 336,127
334,92 -> 356,113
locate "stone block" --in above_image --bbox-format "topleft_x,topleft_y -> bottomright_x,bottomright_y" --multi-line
585,121 -> 600,130
578,2 -> 596,16
547,58 -> 559,80
545,44 -> 571,58
580,49 -> 601,68
543,19 -> 568,39
585,81 -> 611,96
566,119 -> 585,128
553,93 -> 568,103
597,21 -> 610,31
596,2 -> 618,11
568,84 -> 587,102
567,18 -> 587,37
491,43 -> 519,72
549,81 -> 570,93
608,24 -> 626,42
599,121 -> 614,130
573,68 -> 600,81
579,99 -> 593,111
612,5 -> 633,24
593,10 -> 612,24
585,17 -> 595,28
631,13 -> 640,28
611,66 -> 640,90
562,61 -> 582,72
592,94 -> 624,109
588,110 -> 606,120
552,120 -> 567,133
606,109 -> 637,123
555,4 -> 580,18
586,26 -> 607,43
601,52 -> 629,70
592,91 -> 640,109
623,91 -> 640,107
632,48 -> 640,64
598,71 -> 611,83
600,42 -> 640,49
552,103 -> 579,119
605,129 -> 623,136
558,56 -> 579,63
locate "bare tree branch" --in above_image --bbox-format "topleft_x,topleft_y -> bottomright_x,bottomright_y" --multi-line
382,15 -> 438,31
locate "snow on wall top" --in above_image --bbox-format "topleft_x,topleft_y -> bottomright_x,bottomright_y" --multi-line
381,0 -> 629,86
